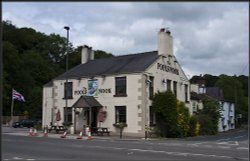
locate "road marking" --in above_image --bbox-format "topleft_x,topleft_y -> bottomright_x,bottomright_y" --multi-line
13,157 -> 24,160
234,135 -> 246,139
216,138 -> 231,141
90,145 -> 248,160
193,141 -> 208,145
237,147 -> 249,150
218,146 -> 230,149
217,141 -> 239,146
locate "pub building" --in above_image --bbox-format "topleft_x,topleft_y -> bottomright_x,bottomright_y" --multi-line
42,28 -> 190,137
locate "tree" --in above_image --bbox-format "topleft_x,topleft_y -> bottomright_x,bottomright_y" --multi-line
215,75 -> 248,124
2,20 -> 114,120
197,97 -> 220,135
152,90 -> 179,137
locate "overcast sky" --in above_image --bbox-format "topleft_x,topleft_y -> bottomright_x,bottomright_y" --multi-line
2,2 -> 249,77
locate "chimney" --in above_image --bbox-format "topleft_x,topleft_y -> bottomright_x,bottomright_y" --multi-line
158,28 -> 173,56
81,45 -> 95,64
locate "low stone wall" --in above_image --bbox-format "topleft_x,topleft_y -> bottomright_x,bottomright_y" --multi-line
2,116 -> 27,125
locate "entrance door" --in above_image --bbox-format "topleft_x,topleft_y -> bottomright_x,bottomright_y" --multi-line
91,107 -> 98,128
85,107 -> 99,128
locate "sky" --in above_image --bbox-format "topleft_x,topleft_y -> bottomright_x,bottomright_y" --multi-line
2,2 -> 249,77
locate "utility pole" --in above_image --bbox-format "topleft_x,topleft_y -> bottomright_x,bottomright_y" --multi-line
64,26 -> 70,130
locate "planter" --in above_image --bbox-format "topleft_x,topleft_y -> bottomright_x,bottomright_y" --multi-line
113,123 -> 127,139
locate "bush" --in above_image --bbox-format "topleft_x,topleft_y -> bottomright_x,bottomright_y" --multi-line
188,115 -> 199,137
152,90 -> 179,138
177,101 -> 190,137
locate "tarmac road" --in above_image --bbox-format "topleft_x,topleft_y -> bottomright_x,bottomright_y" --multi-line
2,126 -> 249,160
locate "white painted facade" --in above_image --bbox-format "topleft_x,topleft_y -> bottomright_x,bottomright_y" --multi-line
189,84 -> 235,132
42,29 -> 191,137
218,101 -> 235,132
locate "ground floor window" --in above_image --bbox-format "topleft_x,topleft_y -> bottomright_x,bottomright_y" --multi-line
115,106 -> 126,123
64,107 -> 72,124
149,106 -> 156,126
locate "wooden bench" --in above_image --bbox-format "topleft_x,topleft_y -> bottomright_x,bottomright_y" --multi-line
48,126 -> 67,134
92,127 -> 110,136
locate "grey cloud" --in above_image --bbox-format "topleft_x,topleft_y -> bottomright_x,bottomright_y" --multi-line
2,2 -> 249,76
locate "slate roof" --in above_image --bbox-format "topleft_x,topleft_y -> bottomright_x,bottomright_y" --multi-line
205,87 -> 224,100
44,81 -> 53,87
55,51 -> 159,80
71,96 -> 103,108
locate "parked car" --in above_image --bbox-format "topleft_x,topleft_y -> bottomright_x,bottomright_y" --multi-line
12,119 -> 41,128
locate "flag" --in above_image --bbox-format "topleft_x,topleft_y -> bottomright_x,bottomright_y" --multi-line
12,89 -> 25,102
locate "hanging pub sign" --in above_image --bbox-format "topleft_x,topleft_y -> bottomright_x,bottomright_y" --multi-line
87,79 -> 99,96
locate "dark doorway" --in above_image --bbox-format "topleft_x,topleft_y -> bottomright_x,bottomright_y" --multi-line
91,107 -> 98,128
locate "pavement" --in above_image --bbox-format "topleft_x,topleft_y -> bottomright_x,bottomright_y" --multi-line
2,124 -> 248,141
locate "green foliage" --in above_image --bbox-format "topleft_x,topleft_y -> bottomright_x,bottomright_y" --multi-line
177,101 -> 190,137
215,75 -> 248,124
152,90 -> 179,138
94,50 -> 113,59
188,115 -> 199,137
197,97 -> 220,135
190,74 -> 248,124
2,20 -> 113,119
203,74 -> 219,87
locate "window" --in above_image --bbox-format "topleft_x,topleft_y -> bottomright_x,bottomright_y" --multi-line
115,106 -> 126,123
115,77 -> 127,96
184,84 -> 188,102
149,76 -> 154,100
173,81 -> 177,97
149,106 -> 156,126
64,107 -> 72,123
220,102 -> 224,111
64,82 -> 73,99
167,80 -> 171,91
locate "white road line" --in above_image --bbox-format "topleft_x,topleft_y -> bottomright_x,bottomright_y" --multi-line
217,141 -> 239,146
13,157 -> 24,160
234,135 -> 246,139
216,138 -> 231,141
192,141 -> 208,145
237,147 -> 249,150
218,146 -> 230,149
90,145 -> 248,160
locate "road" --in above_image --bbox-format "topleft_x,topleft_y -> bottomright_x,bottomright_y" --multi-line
2,126 -> 249,160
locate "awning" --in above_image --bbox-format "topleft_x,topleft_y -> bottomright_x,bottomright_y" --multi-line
71,96 -> 102,108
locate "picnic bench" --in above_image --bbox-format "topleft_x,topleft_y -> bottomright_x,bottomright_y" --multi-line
91,127 -> 110,136
48,126 -> 67,134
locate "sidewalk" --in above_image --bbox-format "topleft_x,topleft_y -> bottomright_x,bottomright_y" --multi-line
5,129 -> 149,141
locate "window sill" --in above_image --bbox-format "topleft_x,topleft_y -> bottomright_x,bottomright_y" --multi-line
114,94 -> 127,97
63,97 -> 73,100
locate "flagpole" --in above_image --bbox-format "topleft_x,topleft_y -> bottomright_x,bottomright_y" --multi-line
10,89 -> 14,127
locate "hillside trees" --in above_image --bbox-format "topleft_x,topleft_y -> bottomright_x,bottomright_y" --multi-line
3,20 -> 113,119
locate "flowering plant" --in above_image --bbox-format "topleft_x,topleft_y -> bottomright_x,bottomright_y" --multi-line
102,111 -> 107,118
113,122 -> 127,128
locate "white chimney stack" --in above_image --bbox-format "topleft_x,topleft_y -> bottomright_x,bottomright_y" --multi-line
158,28 -> 173,56
81,45 -> 95,64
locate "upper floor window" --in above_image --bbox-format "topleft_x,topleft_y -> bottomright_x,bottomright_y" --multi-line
173,81 -> 177,97
167,79 -> 171,91
184,84 -> 188,102
64,82 -> 73,99
220,102 -> 224,111
149,76 -> 154,100
115,77 -> 127,97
